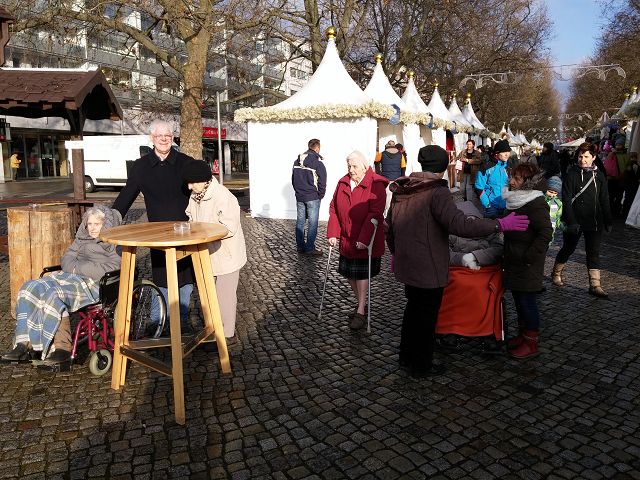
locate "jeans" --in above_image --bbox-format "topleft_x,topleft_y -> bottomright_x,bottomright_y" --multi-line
155,283 -> 194,329
556,230 -> 602,269
460,172 -> 475,201
511,291 -> 540,331
399,285 -> 444,371
296,199 -> 320,252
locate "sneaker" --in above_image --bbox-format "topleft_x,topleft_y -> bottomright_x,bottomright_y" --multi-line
304,248 -> 323,256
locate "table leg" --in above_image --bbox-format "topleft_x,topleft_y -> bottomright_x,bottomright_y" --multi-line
195,244 -> 231,374
165,247 -> 186,425
111,246 -> 137,390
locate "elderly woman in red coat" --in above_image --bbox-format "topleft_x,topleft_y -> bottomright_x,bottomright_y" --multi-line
327,150 -> 389,330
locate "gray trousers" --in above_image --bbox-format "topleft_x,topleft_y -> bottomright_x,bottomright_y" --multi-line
216,270 -> 240,338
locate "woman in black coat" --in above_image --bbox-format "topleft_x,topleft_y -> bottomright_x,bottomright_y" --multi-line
502,163 -> 553,359
552,142 -> 612,298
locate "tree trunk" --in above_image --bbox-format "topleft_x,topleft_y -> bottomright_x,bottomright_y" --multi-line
179,29 -> 210,159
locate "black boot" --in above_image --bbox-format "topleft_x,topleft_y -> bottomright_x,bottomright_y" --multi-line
37,349 -> 72,372
0,343 -> 33,364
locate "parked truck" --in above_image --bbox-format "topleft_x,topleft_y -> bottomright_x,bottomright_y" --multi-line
66,135 -> 153,192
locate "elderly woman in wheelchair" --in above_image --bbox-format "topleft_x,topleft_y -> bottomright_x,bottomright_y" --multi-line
1,205 -> 122,372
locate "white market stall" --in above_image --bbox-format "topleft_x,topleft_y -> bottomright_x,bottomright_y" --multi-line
448,96 -> 474,153
235,29 -> 394,221
401,72 -> 435,173
462,94 -> 490,146
427,85 -> 455,150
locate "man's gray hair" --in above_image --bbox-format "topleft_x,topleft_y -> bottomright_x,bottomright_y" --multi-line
347,150 -> 370,168
149,119 -> 173,136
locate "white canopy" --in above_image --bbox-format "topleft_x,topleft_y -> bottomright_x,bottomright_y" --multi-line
401,75 -> 431,115
448,97 -> 472,129
273,38 -> 372,109
427,86 -> 452,122
559,137 -> 586,148
462,96 -> 486,130
363,59 -> 407,110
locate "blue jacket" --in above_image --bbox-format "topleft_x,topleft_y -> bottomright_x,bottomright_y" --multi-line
475,160 -> 508,210
292,150 -> 327,202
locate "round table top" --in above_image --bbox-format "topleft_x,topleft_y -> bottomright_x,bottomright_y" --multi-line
100,222 -> 228,247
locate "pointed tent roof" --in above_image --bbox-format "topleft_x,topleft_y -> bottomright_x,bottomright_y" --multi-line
448,97 -> 472,128
427,85 -> 452,122
363,55 -> 407,110
612,93 -> 631,119
506,125 -> 522,145
401,72 -> 431,115
462,94 -> 486,130
272,34 -> 371,110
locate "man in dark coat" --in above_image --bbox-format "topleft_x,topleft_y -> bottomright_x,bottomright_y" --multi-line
376,140 -> 405,180
537,142 -> 561,179
385,145 -> 530,377
113,119 -> 195,327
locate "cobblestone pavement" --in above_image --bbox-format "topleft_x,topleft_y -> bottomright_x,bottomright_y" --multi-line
0,202 -> 639,479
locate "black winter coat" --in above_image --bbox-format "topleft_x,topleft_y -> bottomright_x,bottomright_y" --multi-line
561,166 -> 611,232
113,148 -> 195,287
503,194 -> 553,292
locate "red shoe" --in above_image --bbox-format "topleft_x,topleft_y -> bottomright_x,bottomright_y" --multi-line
509,330 -> 539,359
506,334 -> 524,350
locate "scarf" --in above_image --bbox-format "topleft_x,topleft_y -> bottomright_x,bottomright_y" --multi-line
502,187 -> 544,210
191,181 -> 212,203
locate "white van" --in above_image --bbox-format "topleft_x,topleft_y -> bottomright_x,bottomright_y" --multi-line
66,135 -> 154,192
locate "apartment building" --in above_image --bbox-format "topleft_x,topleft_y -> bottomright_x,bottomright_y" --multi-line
1,4 -> 312,181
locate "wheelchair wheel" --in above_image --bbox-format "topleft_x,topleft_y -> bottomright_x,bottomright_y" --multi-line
129,283 -> 167,340
88,349 -> 112,376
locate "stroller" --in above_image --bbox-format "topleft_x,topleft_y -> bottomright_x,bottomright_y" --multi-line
436,265 -> 505,352
39,266 -> 167,375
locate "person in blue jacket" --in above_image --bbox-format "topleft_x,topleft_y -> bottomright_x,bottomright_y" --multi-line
292,138 -> 327,255
475,139 -> 510,218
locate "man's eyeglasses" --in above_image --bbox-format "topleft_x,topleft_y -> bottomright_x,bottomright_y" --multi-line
153,134 -> 173,139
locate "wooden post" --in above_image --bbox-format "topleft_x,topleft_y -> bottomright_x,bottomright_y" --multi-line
8,206 -> 74,317
71,134 -> 86,201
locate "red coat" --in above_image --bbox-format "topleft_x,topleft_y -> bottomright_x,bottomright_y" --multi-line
327,167 -> 389,259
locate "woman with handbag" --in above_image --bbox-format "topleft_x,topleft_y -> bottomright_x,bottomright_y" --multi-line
552,142 -> 612,298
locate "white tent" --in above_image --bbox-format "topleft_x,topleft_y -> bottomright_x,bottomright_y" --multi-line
401,73 -> 434,173
236,31 -> 378,220
363,57 -> 412,167
559,137 -> 586,148
448,97 -> 473,153
462,94 -> 487,145
427,85 -> 453,150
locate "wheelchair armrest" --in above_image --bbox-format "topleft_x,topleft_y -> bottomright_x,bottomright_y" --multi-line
40,265 -> 62,278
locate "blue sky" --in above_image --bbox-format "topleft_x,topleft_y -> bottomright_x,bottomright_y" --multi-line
544,0 -> 606,105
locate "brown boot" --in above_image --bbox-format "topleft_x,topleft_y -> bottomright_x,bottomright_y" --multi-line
552,262 -> 565,287
509,330 -> 539,359
588,269 -> 609,299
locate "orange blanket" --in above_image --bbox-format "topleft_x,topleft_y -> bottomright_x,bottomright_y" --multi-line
436,265 -> 504,340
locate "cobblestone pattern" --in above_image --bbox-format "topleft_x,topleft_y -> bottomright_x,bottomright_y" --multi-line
0,203 -> 639,479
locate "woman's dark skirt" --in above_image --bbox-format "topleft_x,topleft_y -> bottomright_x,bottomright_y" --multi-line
338,255 -> 381,280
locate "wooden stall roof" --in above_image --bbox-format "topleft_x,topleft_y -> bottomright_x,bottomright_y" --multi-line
0,67 -> 123,121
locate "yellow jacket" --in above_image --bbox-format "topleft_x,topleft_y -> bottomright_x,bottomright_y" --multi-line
10,154 -> 20,169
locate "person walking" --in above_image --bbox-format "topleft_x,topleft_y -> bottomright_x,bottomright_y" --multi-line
502,164 -> 553,359
327,151 -> 388,330
537,142 -> 561,179
456,139 -> 482,202
604,139 -> 629,217
475,139 -> 510,218
375,140 -> 405,181
292,138 -> 327,256
183,161 -> 247,346
113,119 -> 196,329
385,145 -> 530,377
552,142 -> 612,298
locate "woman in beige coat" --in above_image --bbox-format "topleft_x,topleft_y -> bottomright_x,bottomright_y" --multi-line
183,161 -> 247,343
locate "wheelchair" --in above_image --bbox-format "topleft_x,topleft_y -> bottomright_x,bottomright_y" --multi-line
40,266 -> 168,376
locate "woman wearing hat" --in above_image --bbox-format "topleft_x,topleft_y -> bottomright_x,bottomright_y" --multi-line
183,161 -> 247,344
475,139 -> 510,218
552,142 -> 612,298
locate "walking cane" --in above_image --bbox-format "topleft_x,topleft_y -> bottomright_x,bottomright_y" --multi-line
317,245 -> 333,320
366,218 -> 379,333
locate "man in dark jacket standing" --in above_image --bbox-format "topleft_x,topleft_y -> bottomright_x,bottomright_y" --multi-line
537,142 -> 561,179
386,145 -> 529,377
376,140 -> 405,181
292,138 -> 327,255
113,119 -> 195,327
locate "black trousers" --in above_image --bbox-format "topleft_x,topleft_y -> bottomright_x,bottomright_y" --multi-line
556,230 -> 603,270
608,178 -> 623,216
399,285 -> 444,371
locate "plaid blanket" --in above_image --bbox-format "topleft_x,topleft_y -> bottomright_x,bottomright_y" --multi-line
14,271 -> 99,357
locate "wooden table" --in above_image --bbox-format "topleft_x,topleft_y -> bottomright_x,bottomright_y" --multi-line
101,221 -> 230,425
